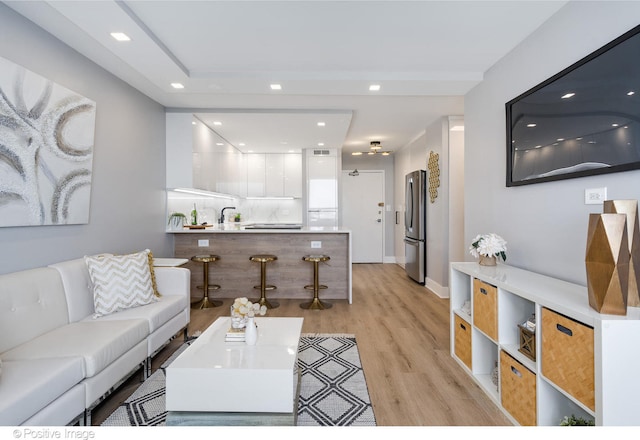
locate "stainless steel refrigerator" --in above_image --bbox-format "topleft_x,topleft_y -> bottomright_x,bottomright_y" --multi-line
404,170 -> 426,284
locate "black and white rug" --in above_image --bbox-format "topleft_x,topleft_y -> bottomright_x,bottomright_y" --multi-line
101,334 -> 376,427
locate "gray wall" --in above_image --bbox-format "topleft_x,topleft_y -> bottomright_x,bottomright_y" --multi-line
465,1 -> 640,285
0,4 -> 171,275
341,153 -> 395,260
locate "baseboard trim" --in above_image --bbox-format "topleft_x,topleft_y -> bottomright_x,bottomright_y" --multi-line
425,277 -> 449,299
383,256 -> 396,264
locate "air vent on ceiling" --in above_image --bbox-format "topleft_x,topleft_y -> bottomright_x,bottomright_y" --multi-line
313,149 -> 331,156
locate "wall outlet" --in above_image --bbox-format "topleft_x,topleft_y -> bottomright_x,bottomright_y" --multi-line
585,187 -> 607,205
198,239 -> 209,247
311,241 -> 322,249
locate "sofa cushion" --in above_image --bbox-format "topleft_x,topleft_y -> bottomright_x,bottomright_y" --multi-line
85,250 -> 158,318
82,294 -> 186,333
1,320 -> 148,377
0,357 -> 84,426
0,267 -> 69,354
49,255 -> 112,323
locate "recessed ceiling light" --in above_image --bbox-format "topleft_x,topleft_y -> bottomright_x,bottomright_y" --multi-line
216,143 -> 224,146
248,150 -> 254,153
381,152 -> 390,156
561,92 -> 575,99
191,121 -> 196,125
627,91 -> 635,96
612,123 -> 619,127
239,143 -> 246,146
110,32 -> 130,42
352,152 -> 363,156
213,121 -> 222,126
557,138 -> 564,141
527,123 -> 537,128
318,142 -> 324,146
171,83 -> 184,89
317,122 -> 326,127
270,84 -> 282,90
369,84 -> 381,91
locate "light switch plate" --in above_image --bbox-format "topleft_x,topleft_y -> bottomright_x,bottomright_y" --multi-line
311,241 -> 321,249
585,187 -> 607,205
198,239 -> 209,247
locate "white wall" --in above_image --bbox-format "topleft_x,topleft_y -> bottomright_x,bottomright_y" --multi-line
464,1 -> 640,285
0,4 -> 171,274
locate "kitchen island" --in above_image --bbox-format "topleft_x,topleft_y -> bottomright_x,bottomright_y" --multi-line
169,225 -> 352,304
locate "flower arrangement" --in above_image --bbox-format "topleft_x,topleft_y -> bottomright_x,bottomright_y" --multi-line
469,233 -> 507,262
230,297 -> 267,329
560,414 -> 595,426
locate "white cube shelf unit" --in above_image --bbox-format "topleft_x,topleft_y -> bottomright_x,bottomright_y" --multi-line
450,262 -> 640,426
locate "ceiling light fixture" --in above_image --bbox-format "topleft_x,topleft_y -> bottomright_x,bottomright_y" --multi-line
110,32 -> 130,42
351,141 -> 392,156
561,92 -> 575,99
317,122 -> 326,127
369,84 -> 381,91
171,83 -> 184,89
270,84 -> 282,90
213,121 -> 222,126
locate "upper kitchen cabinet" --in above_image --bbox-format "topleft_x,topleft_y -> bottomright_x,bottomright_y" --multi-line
248,153 -> 302,198
166,113 -> 194,189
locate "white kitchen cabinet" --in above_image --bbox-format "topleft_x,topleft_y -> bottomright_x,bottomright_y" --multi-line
246,153 -> 266,197
307,155 -> 338,209
449,262 -> 640,426
247,153 -> 301,198
283,153 -> 302,198
265,154 -> 284,196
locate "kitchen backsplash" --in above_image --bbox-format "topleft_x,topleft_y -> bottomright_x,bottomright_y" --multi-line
167,191 -> 302,225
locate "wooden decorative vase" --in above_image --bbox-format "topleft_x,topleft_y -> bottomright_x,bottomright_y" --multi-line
604,200 -> 640,308
585,213 -> 630,315
479,255 -> 497,266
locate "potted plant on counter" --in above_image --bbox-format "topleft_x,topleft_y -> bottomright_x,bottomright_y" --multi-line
168,212 -> 187,230
234,213 -> 242,222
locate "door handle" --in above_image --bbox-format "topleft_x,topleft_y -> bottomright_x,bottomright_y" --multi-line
377,219 -> 382,223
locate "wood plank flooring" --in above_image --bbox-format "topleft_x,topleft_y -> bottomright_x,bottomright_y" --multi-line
90,263 -> 511,426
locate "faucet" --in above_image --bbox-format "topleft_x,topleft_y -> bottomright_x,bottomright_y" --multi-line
219,206 -> 236,224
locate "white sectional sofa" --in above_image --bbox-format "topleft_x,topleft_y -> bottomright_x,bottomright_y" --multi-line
0,253 -> 190,426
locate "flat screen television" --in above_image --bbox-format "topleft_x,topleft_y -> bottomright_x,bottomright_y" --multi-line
506,24 -> 640,186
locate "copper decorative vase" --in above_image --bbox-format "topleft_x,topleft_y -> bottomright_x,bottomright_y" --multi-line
585,213 -> 630,315
604,200 -> 640,308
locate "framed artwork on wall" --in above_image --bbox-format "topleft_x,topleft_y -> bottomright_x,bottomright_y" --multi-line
0,55 -> 96,227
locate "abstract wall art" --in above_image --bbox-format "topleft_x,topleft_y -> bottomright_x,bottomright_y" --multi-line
0,55 -> 96,227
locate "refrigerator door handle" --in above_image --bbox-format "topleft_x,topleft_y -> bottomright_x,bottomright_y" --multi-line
404,237 -> 418,244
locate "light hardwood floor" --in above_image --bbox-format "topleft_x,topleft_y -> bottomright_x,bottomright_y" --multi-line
91,263 -> 511,426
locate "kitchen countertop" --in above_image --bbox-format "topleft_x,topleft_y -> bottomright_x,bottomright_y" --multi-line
167,224 -> 350,233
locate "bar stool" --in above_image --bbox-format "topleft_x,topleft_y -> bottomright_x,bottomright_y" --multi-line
300,254 -> 332,310
190,255 -> 222,309
249,254 -> 279,309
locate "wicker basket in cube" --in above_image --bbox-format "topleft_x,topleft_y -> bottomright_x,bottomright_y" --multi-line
500,350 -> 537,426
541,307 -> 595,410
454,314 -> 472,370
473,278 -> 498,340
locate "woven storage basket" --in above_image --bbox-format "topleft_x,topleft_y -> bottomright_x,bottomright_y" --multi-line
454,314 -> 472,369
500,350 -> 537,426
541,307 -> 595,410
473,278 -> 498,340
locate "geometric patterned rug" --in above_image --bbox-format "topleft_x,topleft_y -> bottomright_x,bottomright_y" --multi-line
101,334 -> 376,427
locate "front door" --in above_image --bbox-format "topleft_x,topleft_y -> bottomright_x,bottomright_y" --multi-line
341,170 -> 384,263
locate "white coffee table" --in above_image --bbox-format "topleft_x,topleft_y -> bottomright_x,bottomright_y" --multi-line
165,316 -> 303,425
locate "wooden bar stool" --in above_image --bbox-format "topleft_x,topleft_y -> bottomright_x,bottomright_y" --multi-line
300,254 -> 332,310
249,254 -> 279,309
190,255 -> 222,309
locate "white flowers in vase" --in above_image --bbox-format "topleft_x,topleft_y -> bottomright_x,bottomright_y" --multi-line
469,233 -> 507,262
231,297 -> 267,325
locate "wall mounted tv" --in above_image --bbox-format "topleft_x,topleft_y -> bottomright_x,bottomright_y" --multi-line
506,24 -> 640,186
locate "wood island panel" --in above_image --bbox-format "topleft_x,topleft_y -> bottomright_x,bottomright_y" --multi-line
173,232 -> 350,303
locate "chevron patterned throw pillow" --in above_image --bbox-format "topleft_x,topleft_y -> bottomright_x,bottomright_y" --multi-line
85,250 -> 158,318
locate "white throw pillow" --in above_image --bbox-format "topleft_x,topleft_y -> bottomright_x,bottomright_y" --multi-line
85,250 -> 158,318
